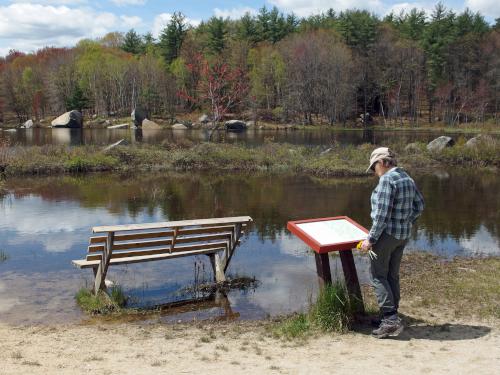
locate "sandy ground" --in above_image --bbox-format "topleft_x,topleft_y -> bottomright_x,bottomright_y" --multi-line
1,316 -> 499,375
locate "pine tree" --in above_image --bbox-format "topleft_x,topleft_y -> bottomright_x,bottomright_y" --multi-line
207,17 -> 227,54
158,12 -> 187,65
122,29 -> 143,55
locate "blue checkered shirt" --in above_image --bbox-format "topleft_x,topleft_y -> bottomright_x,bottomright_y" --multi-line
368,167 -> 424,244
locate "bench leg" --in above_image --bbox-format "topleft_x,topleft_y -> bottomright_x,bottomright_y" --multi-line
209,253 -> 226,283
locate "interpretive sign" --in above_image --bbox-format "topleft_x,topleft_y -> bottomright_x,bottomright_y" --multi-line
287,216 -> 368,313
287,216 -> 368,254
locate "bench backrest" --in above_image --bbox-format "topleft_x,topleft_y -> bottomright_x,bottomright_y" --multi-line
86,216 -> 252,263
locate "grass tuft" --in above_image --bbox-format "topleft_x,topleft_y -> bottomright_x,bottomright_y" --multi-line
274,281 -> 354,340
75,286 -> 127,315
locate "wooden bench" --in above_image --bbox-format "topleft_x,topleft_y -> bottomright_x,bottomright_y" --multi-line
72,216 -> 253,294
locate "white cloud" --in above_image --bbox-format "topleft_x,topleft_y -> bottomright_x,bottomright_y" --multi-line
152,13 -> 200,39
0,3 -> 118,54
385,2 -> 436,17
466,0 -> 500,17
268,0 -> 383,17
214,6 -> 257,19
120,15 -> 142,28
9,0 -> 88,4
111,0 -> 147,6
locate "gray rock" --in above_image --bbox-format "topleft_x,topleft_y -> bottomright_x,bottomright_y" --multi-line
405,142 -> 421,153
320,148 -> 332,155
22,119 -> 33,128
225,120 -> 247,131
102,139 -> 129,152
465,134 -> 495,148
131,107 -> 148,127
107,123 -> 129,129
199,114 -> 210,123
172,123 -> 188,130
427,136 -> 455,152
142,119 -> 161,130
51,110 -> 83,128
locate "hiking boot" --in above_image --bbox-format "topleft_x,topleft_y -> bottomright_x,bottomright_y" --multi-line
372,317 -> 404,339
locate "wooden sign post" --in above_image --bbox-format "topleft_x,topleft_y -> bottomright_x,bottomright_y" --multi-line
287,216 -> 368,313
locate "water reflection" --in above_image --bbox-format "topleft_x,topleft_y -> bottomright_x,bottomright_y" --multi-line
0,171 -> 498,324
2,127 -> 494,147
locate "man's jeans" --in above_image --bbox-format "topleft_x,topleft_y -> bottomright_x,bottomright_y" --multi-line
370,232 -> 408,315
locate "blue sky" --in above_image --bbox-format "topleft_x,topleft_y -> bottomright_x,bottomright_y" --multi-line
0,0 -> 498,56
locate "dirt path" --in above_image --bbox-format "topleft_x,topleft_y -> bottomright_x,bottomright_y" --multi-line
1,317 -> 498,375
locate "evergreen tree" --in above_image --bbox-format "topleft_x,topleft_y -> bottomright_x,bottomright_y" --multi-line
66,84 -> 88,112
159,12 -> 187,65
237,12 -> 258,43
207,17 -> 227,54
337,10 -> 379,51
122,29 -> 143,54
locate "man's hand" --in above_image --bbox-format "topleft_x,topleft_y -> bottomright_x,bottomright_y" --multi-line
360,239 -> 372,252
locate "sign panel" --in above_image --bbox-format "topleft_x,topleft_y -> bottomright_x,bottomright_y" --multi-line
287,216 -> 368,254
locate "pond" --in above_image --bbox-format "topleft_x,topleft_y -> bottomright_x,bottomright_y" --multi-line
0,127 -> 490,147
0,170 -> 498,325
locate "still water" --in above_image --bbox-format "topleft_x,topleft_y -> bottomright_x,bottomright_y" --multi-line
0,127 -> 490,147
0,171 -> 498,325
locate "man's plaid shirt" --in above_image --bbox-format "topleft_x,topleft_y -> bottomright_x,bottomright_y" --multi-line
368,167 -> 424,244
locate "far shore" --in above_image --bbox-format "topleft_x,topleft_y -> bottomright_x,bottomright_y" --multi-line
1,115 -> 500,135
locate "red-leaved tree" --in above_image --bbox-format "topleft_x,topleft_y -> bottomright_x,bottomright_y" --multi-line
179,54 -> 249,137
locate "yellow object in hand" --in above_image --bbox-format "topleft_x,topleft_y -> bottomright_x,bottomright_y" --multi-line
356,240 -> 378,260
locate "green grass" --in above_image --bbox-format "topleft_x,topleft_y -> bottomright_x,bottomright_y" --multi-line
75,286 -> 127,315
400,253 -> 500,319
274,281 -> 354,340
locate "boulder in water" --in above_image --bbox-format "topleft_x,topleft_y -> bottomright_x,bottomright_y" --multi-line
51,110 -> 83,128
142,119 -> 161,130
131,108 -> 148,127
172,123 -> 188,130
225,120 -> 247,131
22,119 -> 33,128
427,136 -> 454,152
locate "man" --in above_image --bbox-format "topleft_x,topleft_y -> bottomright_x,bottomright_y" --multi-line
360,147 -> 424,339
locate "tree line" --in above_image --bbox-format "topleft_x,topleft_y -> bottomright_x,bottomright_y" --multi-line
1,4 -> 499,126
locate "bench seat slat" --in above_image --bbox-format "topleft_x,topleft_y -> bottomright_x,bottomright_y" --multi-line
92,216 -> 252,233
73,247 -> 222,269
88,231 -> 243,253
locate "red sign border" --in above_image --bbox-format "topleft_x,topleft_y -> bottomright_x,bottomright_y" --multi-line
287,216 -> 368,254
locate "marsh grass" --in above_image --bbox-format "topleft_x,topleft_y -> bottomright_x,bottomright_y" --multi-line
2,139 -> 498,177
75,286 -> 127,315
274,282 -> 354,340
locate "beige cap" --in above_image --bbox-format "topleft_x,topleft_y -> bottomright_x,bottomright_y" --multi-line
366,147 -> 396,173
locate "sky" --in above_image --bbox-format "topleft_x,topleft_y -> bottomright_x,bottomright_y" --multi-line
0,0 -> 498,57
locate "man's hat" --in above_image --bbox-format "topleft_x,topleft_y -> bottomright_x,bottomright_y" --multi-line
366,147 -> 396,173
